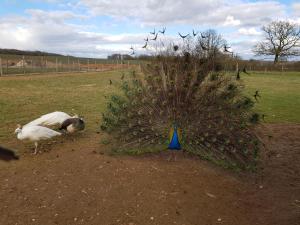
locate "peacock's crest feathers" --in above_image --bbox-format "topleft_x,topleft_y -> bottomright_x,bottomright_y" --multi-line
101,33 -> 261,170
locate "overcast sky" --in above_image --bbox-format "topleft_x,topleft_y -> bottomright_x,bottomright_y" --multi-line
0,0 -> 299,59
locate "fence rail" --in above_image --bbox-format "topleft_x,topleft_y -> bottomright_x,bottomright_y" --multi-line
0,55 -> 140,76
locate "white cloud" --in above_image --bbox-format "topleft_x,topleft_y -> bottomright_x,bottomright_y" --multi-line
292,3 -> 300,17
230,39 -> 259,58
0,11 -> 146,57
238,28 -> 260,36
0,1 -> 298,59
80,0 -> 286,27
26,9 -> 88,22
223,16 -> 240,26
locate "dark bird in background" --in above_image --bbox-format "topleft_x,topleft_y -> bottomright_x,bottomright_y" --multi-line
130,46 -> 135,55
224,44 -> 232,53
200,32 -> 207,38
178,32 -> 189,39
109,79 -> 112,85
150,29 -> 156,35
121,73 -> 125,80
253,90 -> 261,102
242,67 -> 249,74
236,68 -> 250,80
173,45 -> 179,51
151,33 -> 158,41
159,27 -> 166,34
60,118 -> 85,133
192,29 -> 198,37
0,146 -> 19,161
142,42 -> 148,48
236,69 -> 241,80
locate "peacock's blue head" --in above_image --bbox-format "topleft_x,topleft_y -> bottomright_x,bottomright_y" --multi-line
173,123 -> 178,130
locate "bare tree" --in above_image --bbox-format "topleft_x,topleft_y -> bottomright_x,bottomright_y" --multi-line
195,29 -> 227,58
253,20 -> 300,63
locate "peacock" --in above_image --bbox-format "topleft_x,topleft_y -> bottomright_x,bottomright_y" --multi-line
101,30 -> 260,170
24,111 -> 77,128
59,117 -> 85,133
15,124 -> 62,154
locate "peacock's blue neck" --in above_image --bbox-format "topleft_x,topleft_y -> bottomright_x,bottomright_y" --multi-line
168,124 -> 181,150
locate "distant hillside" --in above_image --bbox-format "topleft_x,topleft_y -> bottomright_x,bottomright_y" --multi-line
0,48 -> 64,57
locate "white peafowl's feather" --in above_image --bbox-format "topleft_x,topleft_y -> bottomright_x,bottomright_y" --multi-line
15,125 -> 61,154
24,111 -> 76,127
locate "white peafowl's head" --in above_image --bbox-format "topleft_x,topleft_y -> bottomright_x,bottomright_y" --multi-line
14,124 -> 22,134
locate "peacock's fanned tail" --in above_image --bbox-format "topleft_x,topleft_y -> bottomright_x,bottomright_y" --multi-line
101,51 -> 260,170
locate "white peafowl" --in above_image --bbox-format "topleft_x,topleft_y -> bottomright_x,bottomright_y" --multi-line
59,118 -> 85,133
15,124 -> 61,154
24,111 -> 77,128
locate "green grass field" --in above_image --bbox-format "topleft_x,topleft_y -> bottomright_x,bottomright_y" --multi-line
0,70 -> 299,142
243,71 -> 300,123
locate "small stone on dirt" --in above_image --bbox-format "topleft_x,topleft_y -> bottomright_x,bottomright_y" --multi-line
206,192 -> 216,198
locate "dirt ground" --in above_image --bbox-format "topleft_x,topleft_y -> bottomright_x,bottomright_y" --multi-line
0,124 -> 299,225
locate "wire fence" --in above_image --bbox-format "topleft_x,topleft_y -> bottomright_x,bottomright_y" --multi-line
0,55 -> 140,76
223,57 -> 300,73
0,54 -> 299,77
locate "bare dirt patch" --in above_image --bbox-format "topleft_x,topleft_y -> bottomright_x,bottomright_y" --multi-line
0,124 -> 299,225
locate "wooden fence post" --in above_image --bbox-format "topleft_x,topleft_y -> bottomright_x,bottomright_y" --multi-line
55,58 -> 58,73
45,58 -> 48,73
87,59 -> 89,72
67,56 -> 70,72
40,56 -> 43,72
22,55 -> 25,75
78,58 -> 80,71
0,57 -> 3,76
